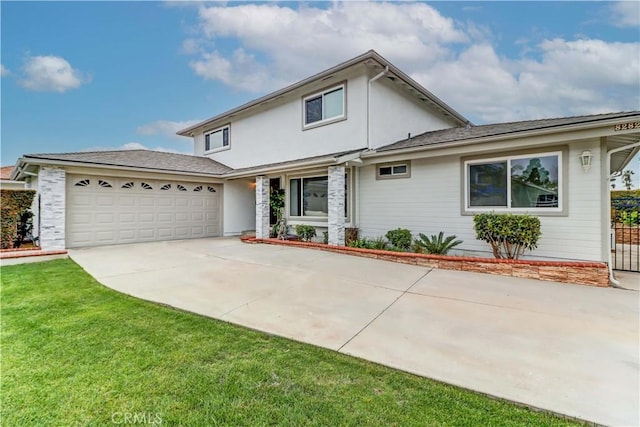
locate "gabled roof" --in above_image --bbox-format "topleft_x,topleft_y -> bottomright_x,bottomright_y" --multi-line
1,166 -> 14,180
225,149 -> 365,177
17,150 -> 233,177
377,111 -> 640,152
177,50 -> 469,136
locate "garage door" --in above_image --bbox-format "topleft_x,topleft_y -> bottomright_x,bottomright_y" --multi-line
66,175 -> 221,248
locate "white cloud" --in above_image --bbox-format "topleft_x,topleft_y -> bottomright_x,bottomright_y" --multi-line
609,1 -> 640,28
0,64 -> 10,77
414,38 -> 640,123
183,2 -> 640,123
19,55 -> 89,92
189,2 -> 467,92
136,119 -> 202,139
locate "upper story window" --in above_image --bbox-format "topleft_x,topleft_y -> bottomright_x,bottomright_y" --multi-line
465,151 -> 562,213
303,84 -> 345,128
205,125 -> 230,153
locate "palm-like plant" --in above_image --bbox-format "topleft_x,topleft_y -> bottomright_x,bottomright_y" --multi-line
413,232 -> 462,255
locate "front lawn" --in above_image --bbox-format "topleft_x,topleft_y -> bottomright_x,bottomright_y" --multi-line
1,259 -> 579,426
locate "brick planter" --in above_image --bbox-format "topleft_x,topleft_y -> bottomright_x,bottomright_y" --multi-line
240,237 -> 610,287
614,224 -> 640,245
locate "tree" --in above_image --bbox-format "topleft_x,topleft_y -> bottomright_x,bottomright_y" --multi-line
520,158 -> 550,186
622,170 -> 635,190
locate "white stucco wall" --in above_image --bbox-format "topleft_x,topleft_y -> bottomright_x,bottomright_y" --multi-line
357,138 -> 604,262
193,68 -> 461,169
195,72 -> 369,169
369,78 -> 458,149
222,179 -> 256,235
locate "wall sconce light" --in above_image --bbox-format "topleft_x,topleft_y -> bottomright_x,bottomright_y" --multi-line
579,150 -> 593,171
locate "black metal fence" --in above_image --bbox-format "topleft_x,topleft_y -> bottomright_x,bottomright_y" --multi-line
611,195 -> 640,272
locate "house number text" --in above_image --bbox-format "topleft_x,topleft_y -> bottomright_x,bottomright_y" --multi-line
614,121 -> 640,131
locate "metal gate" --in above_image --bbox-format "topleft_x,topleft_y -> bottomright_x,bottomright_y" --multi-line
611,195 -> 640,272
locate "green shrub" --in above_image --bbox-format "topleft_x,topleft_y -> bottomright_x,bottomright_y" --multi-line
270,188 -> 287,239
618,210 -> 639,226
347,237 -> 388,250
1,189 -> 36,249
385,228 -> 412,251
295,225 -> 317,242
413,232 -> 462,255
473,213 -> 541,259
345,227 -> 359,246
322,231 -> 329,244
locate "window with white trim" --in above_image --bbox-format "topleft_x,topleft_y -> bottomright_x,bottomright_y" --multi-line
289,173 -> 348,218
303,84 -> 345,127
377,162 -> 410,179
465,151 -> 561,211
204,125 -> 230,152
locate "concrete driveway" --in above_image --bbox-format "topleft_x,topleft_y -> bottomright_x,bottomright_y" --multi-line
69,237 -> 639,426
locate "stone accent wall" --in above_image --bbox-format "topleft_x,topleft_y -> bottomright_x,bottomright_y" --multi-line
255,176 -> 270,239
38,167 -> 66,250
242,237 -> 610,287
328,166 -> 345,246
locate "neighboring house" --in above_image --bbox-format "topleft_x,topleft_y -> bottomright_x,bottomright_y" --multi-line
0,166 -> 25,189
10,50 -> 640,267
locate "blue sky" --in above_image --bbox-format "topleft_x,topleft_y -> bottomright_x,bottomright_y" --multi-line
1,1 -> 639,184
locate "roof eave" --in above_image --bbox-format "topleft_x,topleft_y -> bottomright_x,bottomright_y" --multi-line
176,50 -> 380,137
176,50 -> 470,136
14,156 -> 228,179
223,156 -> 342,179
368,114 -> 640,158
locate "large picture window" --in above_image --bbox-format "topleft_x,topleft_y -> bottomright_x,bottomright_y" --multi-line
466,152 -> 561,211
303,85 -> 345,127
290,174 -> 348,218
204,125 -> 230,152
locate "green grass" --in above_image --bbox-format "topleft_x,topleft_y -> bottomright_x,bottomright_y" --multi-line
1,259 -> 580,426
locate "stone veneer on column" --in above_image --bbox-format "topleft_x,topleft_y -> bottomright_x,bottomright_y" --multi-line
328,166 -> 345,246
39,167 -> 66,250
255,176 -> 270,239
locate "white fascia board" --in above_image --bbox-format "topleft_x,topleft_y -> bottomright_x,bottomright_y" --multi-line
15,157 -> 225,181
363,117 -> 640,163
177,50 -> 470,137
223,157 -> 339,179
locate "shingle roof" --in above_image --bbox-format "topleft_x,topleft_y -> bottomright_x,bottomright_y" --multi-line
377,111 -> 640,152
23,150 -> 233,176
1,166 -> 14,180
227,149 -> 365,176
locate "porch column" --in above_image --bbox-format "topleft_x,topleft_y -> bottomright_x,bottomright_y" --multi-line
255,176 -> 270,239
328,166 -> 345,246
39,167 -> 66,250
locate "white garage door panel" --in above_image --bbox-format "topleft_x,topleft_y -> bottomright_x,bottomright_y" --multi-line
66,176 -> 221,248
119,230 -> 136,240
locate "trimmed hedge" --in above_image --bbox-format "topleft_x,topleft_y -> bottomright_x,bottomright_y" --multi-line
473,213 -> 541,260
1,189 -> 36,249
611,189 -> 640,199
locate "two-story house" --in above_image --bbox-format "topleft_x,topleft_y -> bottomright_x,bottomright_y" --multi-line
10,50 -> 640,268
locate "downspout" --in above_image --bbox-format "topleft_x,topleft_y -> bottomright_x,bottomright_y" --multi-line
606,141 -> 640,287
367,66 -> 388,149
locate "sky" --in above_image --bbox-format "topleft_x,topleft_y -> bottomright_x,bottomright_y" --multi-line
1,1 -> 639,185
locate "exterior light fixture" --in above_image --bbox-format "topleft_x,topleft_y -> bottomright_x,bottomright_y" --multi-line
579,150 -> 593,171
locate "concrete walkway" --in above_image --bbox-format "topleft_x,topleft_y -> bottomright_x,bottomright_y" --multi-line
69,238 -> 639,426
